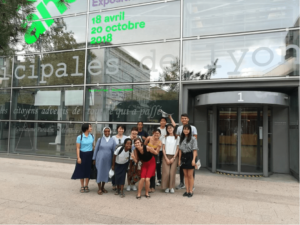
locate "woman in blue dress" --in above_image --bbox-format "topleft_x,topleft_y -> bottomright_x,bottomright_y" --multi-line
93,127 -> 116,195
71,123 -> 94,193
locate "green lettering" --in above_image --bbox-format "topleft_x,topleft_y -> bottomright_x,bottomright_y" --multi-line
36,2 -> 54,26
23,14 -> 46,44
139,21 -> 145,28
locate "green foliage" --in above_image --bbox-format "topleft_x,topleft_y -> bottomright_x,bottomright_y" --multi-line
0,0 -> 70,56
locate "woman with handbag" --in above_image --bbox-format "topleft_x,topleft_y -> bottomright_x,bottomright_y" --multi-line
71,123 -> 94,193
111,125 -> 128,191
161,124 -> 179,193
111,138 -> 132,197
178,124 -> 198,198
93,127 -> 116,195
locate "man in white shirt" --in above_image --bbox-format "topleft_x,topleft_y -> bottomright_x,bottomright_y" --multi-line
169,113 -> 198,190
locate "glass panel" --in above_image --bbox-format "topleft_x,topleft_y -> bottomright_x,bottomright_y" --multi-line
30,0 -> 88,19
217,107 -> 238,172
11,87 -> 84,121
84,84 -> 179,122
87,42 -> 180,84
0,89 -> 11,120
207,108 -> 213,168
0,122 -> 9,153
183,0 -> 299,37
268,109 -> 272,172
289,89 -> 299,177
36,16 -> 86,52
9,122 -> 82,157
9,122 -> 159,157
0,57 -> 13,88
90,0 -> 159,10
241,108 -> 263,173
183,31 -> 300,81
88,2 -> 180,47
13,50 -> 85,87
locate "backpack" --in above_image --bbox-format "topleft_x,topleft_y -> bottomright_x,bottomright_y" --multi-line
80,133 -> 94,141
117,146 -> 132,156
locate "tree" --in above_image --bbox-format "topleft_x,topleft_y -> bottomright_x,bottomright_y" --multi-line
0,0 -> 71,56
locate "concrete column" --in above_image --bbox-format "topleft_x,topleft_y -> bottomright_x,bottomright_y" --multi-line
263,105 -> 269,177
212,105 -> 217,172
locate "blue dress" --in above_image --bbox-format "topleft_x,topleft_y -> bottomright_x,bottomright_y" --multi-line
93,137 -> 116,183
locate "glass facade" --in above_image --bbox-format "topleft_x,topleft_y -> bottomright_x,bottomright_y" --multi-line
0,0 -> 299,174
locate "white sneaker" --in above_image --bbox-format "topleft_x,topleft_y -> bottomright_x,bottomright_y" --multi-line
170,188 -> 175,194
165,188 -> 170,193
132,185 -> 137,191
126,186 -> 131,191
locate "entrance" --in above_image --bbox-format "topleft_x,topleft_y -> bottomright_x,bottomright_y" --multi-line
217,107 -> 264,174
197,91 -> 289,176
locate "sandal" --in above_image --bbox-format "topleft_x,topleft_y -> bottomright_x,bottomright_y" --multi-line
120,192 -> 125,198
80,187 -> 85,193
84,186 -> 90,193
97,189 -> 103,195
145,194 -> 151,198
114,189 -> 120,195
136,195 -> 141,199
112,186 -> 117,191
102,188 -> 108,193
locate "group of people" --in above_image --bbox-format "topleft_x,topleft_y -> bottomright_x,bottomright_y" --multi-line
71,114 -> 198,198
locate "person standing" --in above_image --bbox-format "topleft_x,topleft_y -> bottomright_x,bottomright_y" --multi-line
93,127 -> 116,195
111,125 -> 128,191
131,138 -> 159,199
137,121 -> 148,142
161,124 -> 179,193
178,124 -> 198,198
170,114 -> 197,190
126,127 -> 140,191
71,123 -> 94,193
111,138 -> 132,198
144,129 -> 162,193
156,117 -> 167,186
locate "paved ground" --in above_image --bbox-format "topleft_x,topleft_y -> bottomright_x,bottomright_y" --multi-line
0,156 -> 299,224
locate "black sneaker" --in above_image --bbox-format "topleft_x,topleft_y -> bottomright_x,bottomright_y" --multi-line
176,183 -> 184,189
188,193 -> 193,198
183,192 -> 189,197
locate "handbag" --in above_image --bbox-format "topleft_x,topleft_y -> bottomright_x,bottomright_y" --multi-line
195,156 -> 201,170
90,164 -> 97,179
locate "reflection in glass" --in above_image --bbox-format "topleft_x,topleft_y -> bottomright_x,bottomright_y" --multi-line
88,2 -> 180,47
87,42 -> 180,83
85,84 -> 179,123
217,108 -> 238,172
0,90 -> 10,121
183,31 -> 300,80
8,122 -> 162,157
0,57 -> 13,88
240,108 -> 263,173
184,0 -> 299,37
0,122 -> 9,153
14,15 -> 87,54
11,87 -> 84,121
9,122 -> 82,157
13,50 -> 85,87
